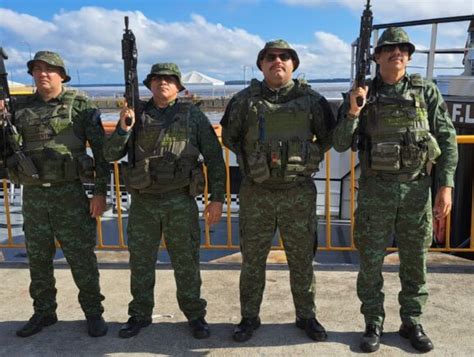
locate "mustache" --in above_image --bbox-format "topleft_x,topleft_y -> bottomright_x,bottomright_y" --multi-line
270,64 -> 286,71
389,55 -> 404,61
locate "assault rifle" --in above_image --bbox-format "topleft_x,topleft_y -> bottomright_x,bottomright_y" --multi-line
122,16 -> 140,166
354,0 -> 373,107
0,47 -> 38,180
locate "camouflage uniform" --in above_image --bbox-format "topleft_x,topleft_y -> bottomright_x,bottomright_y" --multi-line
8,52 -> 107,317
221,40 -> 335,320
104,63 -> 225,321
334,28 -> 458,327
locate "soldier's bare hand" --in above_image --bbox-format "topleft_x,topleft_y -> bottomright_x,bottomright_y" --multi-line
433,217 -> 446,244
203,201 -> 223,226
348,85 -> 368,117
0,99 -> 4,111
119,102 -> 135,131
433,186 -> 452,220
90,194 -> 106,218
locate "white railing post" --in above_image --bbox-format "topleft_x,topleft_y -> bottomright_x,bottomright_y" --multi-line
426,23 -> 438,80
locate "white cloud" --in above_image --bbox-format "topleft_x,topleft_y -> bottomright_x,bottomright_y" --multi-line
0,7 -> 266,83
0,5 -> 470,84
281,0 -> 471,77
0,8 -> 57,40
296,32 -> 352,79
281,0 -> 472,19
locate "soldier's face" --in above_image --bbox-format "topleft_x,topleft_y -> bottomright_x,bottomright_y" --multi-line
150,75 -> 179,103
260,50 -> 294,88
375,45 -> 410,73
31,61 -> 65,94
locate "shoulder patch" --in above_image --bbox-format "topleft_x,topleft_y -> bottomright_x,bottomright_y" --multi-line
249,79 -> 262,98
91,108 -> 102,126
409,73 -> 423,87
305,86 -> 322,100
177,101 -> 193,114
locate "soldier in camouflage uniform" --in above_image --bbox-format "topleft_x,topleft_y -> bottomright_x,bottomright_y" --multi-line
334,28 -> 458,353
7,51 -> 108,338
221,40 -> 336,342
104,63 -> 225,339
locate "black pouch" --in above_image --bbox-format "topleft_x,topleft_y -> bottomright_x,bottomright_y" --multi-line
401,144 -> 426,169
286,140 -> 305,174
246,151 -> 270,183
152,159 -> 176,182
42,159 -> 65,181
189,163 -> 205,197
77,155 -> 95,182
370,142 -> 401,171
125,159 -> 152,190
305,142 -> 322,173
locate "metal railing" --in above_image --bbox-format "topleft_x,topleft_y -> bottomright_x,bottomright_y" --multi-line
1,131 -> 473,253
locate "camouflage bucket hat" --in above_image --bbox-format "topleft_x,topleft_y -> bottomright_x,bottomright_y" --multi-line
27,51 -> 71,83
256,39 -> 300,71
143,62 -> 185,91
375,27 -> 415,55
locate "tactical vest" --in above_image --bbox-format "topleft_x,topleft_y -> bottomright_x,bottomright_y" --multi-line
125,102 -> 204,194
239,79 -> 323,184
362,74 -> 441,181
10,90 -> 93,185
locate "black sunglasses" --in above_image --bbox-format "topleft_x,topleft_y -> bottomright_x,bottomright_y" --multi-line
263,52 -> 292,62
152,74 -> 177,82
381,44 -> 411,53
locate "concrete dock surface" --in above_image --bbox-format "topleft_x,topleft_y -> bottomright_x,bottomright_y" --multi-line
0,253 -> 473,356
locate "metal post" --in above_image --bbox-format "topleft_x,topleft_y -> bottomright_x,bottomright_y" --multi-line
426,23 -> 438,80
350,41 -> 356,83
371,29 -> 379,78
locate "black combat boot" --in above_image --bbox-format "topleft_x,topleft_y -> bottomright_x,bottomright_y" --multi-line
16,313 -> 58,337
86,314 -> 108,337
188,317 -> 210,339
399,323 -> 434,352
233,317 -> 261,342
295,317 -> 328,341
118,316 -> 152,338
360,324 -> 383,353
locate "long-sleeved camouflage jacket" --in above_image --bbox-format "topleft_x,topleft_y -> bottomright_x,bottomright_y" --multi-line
12,89 -> 108,195
220,79 -> 336,185
104,98 -> 226,202
334,74 -> 458,187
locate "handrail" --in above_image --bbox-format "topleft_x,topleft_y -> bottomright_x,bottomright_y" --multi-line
1,133 -> 473,254
372,15 -> 474,29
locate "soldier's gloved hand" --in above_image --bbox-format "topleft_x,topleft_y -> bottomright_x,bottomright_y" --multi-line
90,194 -> 106,218
203,201 -> 223,226
119,102 -> 135,132
348,85 -> 368,117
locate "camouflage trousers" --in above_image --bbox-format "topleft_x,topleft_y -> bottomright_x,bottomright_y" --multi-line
238,179 -> 318,319
127,191 -> 206,321
354,175 -> 433,327
22,182 -> 104,316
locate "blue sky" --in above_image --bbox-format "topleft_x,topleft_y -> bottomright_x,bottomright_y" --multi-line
1,0 -> 472,84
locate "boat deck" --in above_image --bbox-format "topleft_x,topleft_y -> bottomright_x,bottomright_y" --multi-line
0,255 -> 473,356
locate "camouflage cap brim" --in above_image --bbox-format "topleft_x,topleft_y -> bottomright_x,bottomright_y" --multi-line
27,51 -> 71,83
256,39 -> 300,71
143,66 -> 185,91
